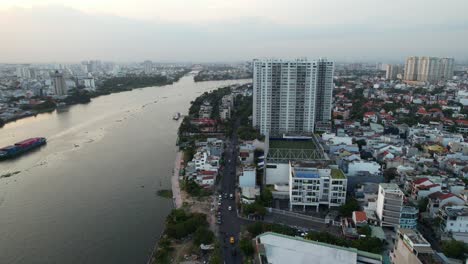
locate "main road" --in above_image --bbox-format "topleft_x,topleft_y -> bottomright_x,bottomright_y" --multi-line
217,119 -> 243,264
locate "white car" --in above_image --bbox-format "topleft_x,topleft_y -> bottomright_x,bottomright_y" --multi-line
228,206 -> 232,211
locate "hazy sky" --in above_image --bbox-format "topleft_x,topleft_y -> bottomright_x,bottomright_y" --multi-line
0,0 -> 467,63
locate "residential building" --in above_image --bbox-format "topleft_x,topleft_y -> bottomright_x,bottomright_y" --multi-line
253,58 -> 334,135
289,162 -> 347,211
391,229 -> 437,264
52,71 -> 68,95
427,192 -> 465,218
239,166 -> 256,188
142,60 -> 153,74
400,206 -> 419,229
404,56 -> 455,82
376,183 -> 404,228
438,206 -> 468,238
255,232 -> 382,264
386,64 -> 402,80
346,160 -> 381,177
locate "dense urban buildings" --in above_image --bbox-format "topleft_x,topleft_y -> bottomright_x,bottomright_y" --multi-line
404,56 -> 455,82
253,58 -> 334,135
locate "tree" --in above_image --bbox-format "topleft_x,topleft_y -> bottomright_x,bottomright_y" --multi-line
339,198 -> 360,217
193,227 -> 214,246
0,118 -> 4,128
442,240 -> 468,260
418,198 -> 429,213
357,225 -> 372,237
383,168 -> 398,182
247,222 -> 265,237
240,238 -> 254,256
259,188 -> 273,206
351,237 -> 384,254
355,139 -> 367,150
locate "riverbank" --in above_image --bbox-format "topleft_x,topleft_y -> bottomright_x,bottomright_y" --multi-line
0,70 -> 190,128
171,151 -> 183,209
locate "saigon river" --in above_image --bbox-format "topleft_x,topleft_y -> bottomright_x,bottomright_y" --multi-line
0,73 -> 251,264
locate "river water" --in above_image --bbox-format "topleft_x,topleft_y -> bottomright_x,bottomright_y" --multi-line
0,74 -> 250,264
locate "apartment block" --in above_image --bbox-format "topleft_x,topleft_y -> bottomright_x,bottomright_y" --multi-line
376,183 -> 404,227
289,162 -> 347,211
253,58 -> 334,135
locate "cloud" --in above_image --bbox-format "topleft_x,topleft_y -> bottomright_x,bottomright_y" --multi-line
0,5 -> 467,63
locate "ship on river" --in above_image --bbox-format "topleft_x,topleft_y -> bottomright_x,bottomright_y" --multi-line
0,137 -> 47,160
172,112 -> 181,120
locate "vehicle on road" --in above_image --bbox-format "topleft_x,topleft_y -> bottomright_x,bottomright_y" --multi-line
229,236 -> 235,244
229,193 -> 234,200
228,206 -> 232,211
218,202 -> 221,206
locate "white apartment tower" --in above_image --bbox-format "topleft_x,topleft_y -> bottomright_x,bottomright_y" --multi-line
52,71 -> 68,96
376,183 -> 404,228
253,58 -> 334,135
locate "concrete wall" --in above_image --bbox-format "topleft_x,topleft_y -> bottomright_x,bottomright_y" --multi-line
266,163 -> 290,185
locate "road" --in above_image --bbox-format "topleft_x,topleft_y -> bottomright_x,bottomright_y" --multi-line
217,119 -> 243,264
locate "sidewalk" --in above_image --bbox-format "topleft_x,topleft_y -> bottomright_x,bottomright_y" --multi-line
172,151 -> 183,209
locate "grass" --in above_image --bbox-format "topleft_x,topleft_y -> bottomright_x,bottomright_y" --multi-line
269,139 -> 317,150
331,168 -> 346,179
157,189 -> 173,199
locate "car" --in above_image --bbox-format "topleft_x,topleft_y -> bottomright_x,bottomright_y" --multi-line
228,206 -> 232,211
229,236 -> 235,244
223,193 -> 228,199
218,194 -> 222,199
218,202 -> 222,206
216,219 -> 222,225
229,193 -> 234,200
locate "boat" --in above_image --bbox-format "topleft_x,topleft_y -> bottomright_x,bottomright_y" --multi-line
173,112 -> 181,120
0,137 -> 47,160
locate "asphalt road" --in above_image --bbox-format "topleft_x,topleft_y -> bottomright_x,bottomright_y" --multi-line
217,119 -> 243,264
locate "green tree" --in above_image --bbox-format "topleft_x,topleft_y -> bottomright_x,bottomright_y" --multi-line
193,227 -> 214,246
259,188 -> 273,206
383,168 -> 398,182
351,237 -> 384,254
442,240 -> 468,260
357,225 -> 372,237
418,198 -> 429,213
240,238 -> 255,256
339,198 -> 360,217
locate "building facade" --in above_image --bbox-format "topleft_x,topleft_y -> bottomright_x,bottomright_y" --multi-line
404,56 -> 455,82
376,183 -> 404,227
289,162 -> 347,211
385,64 -> 402,80
52,71 -> 68,96
253,58 -> 334,135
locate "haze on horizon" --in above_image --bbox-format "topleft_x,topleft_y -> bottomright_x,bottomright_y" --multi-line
0,0 -> 467,63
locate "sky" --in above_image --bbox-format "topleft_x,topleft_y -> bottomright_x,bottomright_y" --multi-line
0,0 -> 467,63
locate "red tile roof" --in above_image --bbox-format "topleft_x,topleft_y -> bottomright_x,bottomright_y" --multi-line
353,211 -> 367,223
413,178 -> 429,185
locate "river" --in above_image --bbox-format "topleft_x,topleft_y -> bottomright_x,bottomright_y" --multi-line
0,74 -> 251,264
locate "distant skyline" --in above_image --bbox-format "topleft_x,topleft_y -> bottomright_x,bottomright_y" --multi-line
0,0 -> 467,63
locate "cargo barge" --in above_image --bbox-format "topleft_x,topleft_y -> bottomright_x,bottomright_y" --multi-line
0,137 -> 47,160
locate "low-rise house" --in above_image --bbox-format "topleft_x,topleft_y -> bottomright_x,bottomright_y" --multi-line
346,160 -> 381,177
410,178 -> 442,200
352,211 -> 368,227
438,206 -> 468,243
427,192 -> 466,218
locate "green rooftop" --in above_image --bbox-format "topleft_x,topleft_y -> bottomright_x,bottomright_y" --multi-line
331,168 -> 346,179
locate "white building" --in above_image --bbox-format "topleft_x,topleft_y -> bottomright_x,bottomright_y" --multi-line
347,161 -> 381,176
289,162 -> 347,211
438,206 -> 468,240
239,167 -> 256,188
376,183 -> 404,228
255,232 -> 382,264
253,58 -> 334,135
52,71 -> 68,96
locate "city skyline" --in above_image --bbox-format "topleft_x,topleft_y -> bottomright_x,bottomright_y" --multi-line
0,1 -> 467,63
